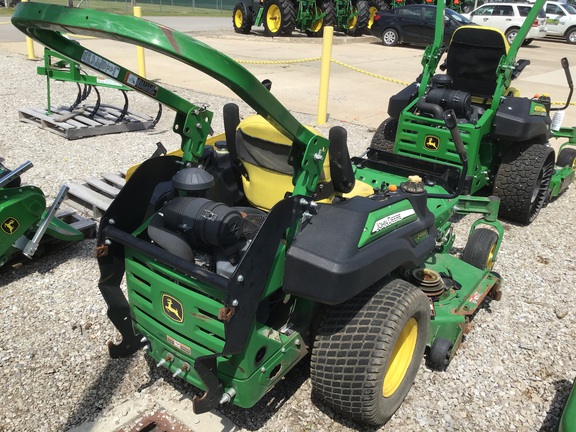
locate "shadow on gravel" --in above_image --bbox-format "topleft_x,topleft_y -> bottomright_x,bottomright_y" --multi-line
62,356 -> 135,431
138,356 -> 312,430
539,378 -> 573,432
310,391 -> 379,432
0,239 -> 95,287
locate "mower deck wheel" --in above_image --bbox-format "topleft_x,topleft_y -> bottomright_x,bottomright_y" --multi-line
428,337 -> 453,371
310,277 -> 429,425
494,143 -> 555,225
557,147 -> 576,169
462,228 -> 499,270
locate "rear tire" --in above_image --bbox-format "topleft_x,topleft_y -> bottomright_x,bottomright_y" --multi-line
370,117 -> 397,152
461,2 -> 473,13
311,277 -> 429,426
494,143 -> 555,224
462,228 -> 499,270
381,28 -> 399,46
232,2 -> 253,34
367,0 -> 388,30
522,38 -> 533,46
566,28 -> 576,44
505,27 -> 519,45
347,0 -> 370,36
557,147 -> 576,169
264,0 -> 296,37
306,0 -> 336,37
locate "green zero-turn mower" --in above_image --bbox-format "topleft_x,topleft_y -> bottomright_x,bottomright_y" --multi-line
0,161 -> 91,269
13,2 -> 506,425
372,0 -> 576,225
232,0 -> 335,37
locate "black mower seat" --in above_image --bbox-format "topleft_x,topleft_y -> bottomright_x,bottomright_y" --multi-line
446,26 -> 508,100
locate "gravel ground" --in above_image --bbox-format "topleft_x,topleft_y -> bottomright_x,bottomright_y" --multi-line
1,46 -> 576,432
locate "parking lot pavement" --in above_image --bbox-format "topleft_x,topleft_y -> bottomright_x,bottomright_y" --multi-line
2,23 -> 574,132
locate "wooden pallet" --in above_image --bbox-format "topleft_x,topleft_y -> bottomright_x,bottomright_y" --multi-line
64,173 -> 126,219
18,105 -> 155,140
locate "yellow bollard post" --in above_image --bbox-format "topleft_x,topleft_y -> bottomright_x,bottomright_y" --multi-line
317,26 -> 333,125
22,0 -> 36,60
133,6 -> 147,78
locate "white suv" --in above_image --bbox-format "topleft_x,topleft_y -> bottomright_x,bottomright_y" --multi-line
463,3 -> 548,45
545,1 -> 576,43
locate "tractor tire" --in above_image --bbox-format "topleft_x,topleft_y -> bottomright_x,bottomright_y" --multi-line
566,27 -> 576,44
347,0 -> 370,36
232,2 -> 253,34
522,38 -> 533,46
494,143 -> 555,225
505,27 -> 519,45
367,0 -> 388,30
306,1 -> 336,37
557,147 -> 576,168
370,117 -> 397,152
264,0 -> 296,37
381,28 -> 399,46
310,277 -> 429,426
462,228 -> 499,270
460,2 -> 473,13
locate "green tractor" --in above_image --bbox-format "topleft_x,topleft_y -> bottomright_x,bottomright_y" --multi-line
372,0 -> 576,225
332,0 -> 371,35
0,160 -> 93,269
232,0 -> 335,37
14,2 -> 507,425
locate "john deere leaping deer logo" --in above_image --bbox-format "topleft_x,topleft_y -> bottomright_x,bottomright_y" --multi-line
424,135 -> 440,151
162,294 -> 184,323
1,217 -> 20,235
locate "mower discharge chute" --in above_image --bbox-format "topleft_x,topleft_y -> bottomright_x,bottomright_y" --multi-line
13,3 -> 504,425
372,0 -> 576,225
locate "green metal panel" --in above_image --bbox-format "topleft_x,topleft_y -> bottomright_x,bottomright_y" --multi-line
560,379 -> 576,432
0,186 -> 46,266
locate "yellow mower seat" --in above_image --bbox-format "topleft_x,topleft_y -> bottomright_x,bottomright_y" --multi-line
235,115 -> 373,212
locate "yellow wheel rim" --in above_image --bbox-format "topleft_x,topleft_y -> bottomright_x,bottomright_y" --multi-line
486,243 -> 496,270
266,4 -> 281,33
571,157 -> 576,170
310,7 -> 323,33
368,6 -> 378,29
347,7 -> 358,29
382,318 -> 418,398
234,9 -> 244,28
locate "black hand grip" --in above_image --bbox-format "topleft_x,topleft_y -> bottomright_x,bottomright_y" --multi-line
443,109 -> 466,156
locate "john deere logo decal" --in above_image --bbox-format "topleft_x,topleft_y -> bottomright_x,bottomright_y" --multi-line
424,136 -> 440,151
1,217 -> 20,235
162,294 -> 184,323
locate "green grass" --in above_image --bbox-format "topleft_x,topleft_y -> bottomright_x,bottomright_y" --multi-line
0,0 -> 231,17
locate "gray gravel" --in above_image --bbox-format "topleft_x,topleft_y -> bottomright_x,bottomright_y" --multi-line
1,46 -> 576,432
